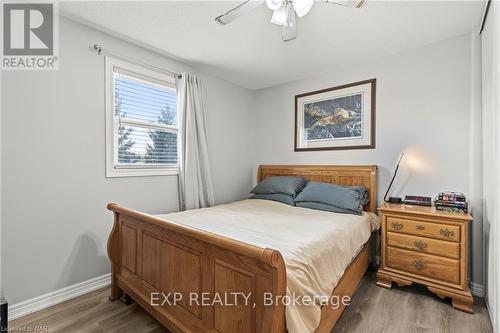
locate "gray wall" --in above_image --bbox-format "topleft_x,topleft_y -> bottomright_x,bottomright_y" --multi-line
1,17 -> 256,304
253,34 -> 483,287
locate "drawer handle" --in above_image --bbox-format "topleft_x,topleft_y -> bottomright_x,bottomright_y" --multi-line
416,224 -> 426,230
414,241 -> 428,251
391,222 -> 404,230
413,260 -> 427,270
440,228 -> 455,239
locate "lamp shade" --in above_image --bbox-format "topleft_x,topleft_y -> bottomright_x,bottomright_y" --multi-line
293,0 -> 314,17
266,0 -> 283,10
268,0 -> 313,27
271,5 -> 289,26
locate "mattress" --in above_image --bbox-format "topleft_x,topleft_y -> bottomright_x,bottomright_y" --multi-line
156,199 -> 380,333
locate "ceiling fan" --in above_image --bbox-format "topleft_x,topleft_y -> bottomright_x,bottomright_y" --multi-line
215,0 -> 366,42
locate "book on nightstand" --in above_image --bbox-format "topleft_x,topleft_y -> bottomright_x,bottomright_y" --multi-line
434,192 -> 468,213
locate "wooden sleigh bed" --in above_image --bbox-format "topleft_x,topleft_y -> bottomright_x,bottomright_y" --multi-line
107,165 -> 378,333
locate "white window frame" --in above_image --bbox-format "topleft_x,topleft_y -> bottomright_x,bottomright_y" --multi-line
105,57 -> 180,177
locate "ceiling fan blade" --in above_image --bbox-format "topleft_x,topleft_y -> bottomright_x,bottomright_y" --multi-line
325,0 -> 366,8
215,0 -> 265,25
282,24 -> 297,42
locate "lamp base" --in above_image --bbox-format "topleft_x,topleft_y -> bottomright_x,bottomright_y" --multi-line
387,197 -> 403,204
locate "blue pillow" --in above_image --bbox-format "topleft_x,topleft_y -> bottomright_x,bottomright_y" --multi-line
294,181 -> 369,215
296,201 -> 361,215
250,176 -> 307,196
250,193 -> 295,206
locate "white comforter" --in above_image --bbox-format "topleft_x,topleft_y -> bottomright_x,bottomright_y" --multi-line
156,199 -> 379,333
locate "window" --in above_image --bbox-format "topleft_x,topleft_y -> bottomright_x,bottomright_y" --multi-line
106,57 -> 179,177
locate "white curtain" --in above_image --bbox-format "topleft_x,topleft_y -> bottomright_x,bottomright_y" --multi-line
481,2 -> 500,331
176,73 -> 215,211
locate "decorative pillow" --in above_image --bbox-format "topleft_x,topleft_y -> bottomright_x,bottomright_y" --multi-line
250,193 -> 295,206
250,176 -> 307,196
295,201 -> 361,215
294,181 -> 369,215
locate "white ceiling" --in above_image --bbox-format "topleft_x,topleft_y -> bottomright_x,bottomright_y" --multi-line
61,1 -> 485,90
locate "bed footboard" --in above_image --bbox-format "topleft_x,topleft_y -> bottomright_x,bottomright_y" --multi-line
107,203 -> 287,333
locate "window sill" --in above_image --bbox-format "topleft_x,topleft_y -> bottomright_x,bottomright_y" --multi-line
106,167 -> 180,178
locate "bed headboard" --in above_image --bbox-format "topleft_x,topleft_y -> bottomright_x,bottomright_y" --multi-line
257,165 -> 378,213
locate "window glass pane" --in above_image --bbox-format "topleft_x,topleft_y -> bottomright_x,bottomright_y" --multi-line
117,125 -> 177,165
114,73 -> 177,126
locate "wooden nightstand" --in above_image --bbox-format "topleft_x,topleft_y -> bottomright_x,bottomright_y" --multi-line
376,203 -> 474,313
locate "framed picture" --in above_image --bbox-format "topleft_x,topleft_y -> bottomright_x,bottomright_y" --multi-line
295,79 -> 376,151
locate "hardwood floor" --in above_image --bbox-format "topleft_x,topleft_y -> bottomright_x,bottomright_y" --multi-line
334,273 -> 492,333
10,273 -> 492,333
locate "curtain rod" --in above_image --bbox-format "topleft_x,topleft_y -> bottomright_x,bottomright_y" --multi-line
479,0 -> 491,34
92,44 -> 182,79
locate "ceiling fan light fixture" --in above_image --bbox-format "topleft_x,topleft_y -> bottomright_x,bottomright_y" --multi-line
292,0 -> 314,17
215,0 -> 365,43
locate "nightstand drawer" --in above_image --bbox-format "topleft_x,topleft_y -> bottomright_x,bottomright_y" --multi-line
386,217 -> 460,242
386,247 -> 460,284
387,232 -> 460,259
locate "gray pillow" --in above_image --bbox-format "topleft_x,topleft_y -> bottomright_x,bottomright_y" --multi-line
250,176 -> 307,196
294,181 -> 369,215
296,201 -> 361,215
250,193 -> 295,206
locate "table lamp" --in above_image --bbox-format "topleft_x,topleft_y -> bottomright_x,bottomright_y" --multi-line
384,152 -> 405,204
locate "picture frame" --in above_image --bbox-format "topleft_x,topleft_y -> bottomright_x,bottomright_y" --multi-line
294,79 -> 376,151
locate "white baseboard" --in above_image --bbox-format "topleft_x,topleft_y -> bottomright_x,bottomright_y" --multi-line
9,273 -> 111,320
471,282 -> 485,297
